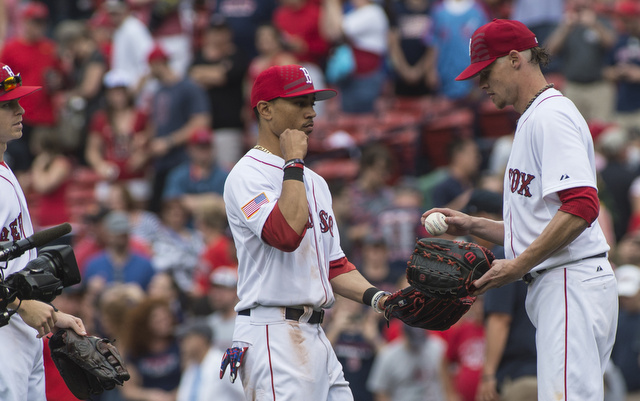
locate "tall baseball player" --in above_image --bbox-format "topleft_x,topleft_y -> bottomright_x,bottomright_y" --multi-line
220,64 -> 391,400
0,62 -> 86,401
423,20 -> 618,401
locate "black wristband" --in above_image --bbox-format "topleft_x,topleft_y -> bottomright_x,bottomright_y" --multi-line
283,166 -> 304,182
362,287 -> 379,306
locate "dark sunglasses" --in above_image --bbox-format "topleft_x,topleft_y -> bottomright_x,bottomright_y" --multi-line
1,74 -> 22,92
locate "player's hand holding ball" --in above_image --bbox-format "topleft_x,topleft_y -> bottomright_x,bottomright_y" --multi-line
424,212 -> 448,236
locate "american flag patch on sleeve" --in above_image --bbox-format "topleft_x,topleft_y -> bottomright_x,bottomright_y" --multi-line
241,192 -> 269,219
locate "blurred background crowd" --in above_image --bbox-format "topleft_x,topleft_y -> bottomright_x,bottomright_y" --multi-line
3,0 -> 640,399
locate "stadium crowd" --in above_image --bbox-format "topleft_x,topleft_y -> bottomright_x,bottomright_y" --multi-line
2,0 -> 640,400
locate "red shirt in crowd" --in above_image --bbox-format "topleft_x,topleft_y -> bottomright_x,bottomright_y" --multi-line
1,37 -> 60,125
273,2 -> 330,66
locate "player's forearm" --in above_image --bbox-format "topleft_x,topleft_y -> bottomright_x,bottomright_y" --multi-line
278,180 -> 309,234
331,269 -> 382,306
469,217 -> 505,245
515,210 -> 588,273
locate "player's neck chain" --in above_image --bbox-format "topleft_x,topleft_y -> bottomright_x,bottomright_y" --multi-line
522,83 -> 554,115
253,145 -> 273,154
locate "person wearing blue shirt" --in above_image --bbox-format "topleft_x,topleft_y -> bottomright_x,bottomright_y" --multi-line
162,127 -> 228,214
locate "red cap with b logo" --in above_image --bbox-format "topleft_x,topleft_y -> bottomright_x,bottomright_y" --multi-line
456,19 -> 539,81
250,65 -> 337,109
0,63 -> 41,101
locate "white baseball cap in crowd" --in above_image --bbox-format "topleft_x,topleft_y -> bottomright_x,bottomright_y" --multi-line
103,69 -> 132,89
615,264 -> 640,297
210,267 -> 238,288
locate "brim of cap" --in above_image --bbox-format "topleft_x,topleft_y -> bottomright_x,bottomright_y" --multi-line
280,88 -> 337,102
0,86 -> 42,101
455,58 -> 496,81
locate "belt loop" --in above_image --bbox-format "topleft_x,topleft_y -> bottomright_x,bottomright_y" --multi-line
298,306 -> 313,324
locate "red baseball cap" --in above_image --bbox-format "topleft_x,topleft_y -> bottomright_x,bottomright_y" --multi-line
0,63 -> 41,102
148,44 -> 169,63
188,127 -> 213,146
21,2 -> 49,20
250,65 -> 337,109
456,19 -> 539,81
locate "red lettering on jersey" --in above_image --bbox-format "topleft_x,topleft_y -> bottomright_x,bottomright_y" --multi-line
318,210 -> 334,237
509,169 -> 535,198
9,218 -> 20,241
0,227 -> 8,241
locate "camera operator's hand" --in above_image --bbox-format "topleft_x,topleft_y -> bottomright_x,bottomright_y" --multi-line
17,300 -> 58,338
17,300 -> 86,338
52,312 -> 86,337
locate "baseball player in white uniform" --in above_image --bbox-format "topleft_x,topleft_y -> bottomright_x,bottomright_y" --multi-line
220,65 -> 391,400
423,20 -> 618,401
0,62 -> 86,401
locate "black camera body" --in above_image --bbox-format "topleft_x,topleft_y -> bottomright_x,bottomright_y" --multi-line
0,245 -> 81,326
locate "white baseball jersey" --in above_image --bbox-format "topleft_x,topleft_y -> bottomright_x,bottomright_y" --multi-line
505,89 -> 618,401
224,148 -> 344,312
0,161 -> 45,401
504,88 -> 609,273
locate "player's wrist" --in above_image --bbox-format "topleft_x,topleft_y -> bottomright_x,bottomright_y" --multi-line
363,287 -> 390,313
283,158 -> 304,182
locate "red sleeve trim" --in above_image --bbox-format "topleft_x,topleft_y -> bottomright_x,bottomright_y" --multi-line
261,202 -> 306,252
329,257 -> 357,281
558,186 -> 599,226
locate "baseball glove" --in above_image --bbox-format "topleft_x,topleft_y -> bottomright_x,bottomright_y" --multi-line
383,286 -> 475,331
406,238 -> 495,299
49,329 -> 130,400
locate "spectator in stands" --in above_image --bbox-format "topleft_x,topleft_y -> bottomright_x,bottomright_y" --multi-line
134,0 -> 193,78
611,264 -> 640,399
1,2 -> 63,172
509,0 -> 564,72
345,143 -> 395,265
246,23 -> 298,95
205,267 -> 239,350
192,201 -> 237,296
106,183 -> 163,247
103,0 -> 153,93
212,0 -> 277,60
162,127 -> 228,214
325,295 -> 385,401
322,0 -> 390,114
441,298 -> 485,401
84,210 -> 156,292
147,43 -> 211,213
28,133 -> 73,229
121,297 -> 181,401
546,0 -> 617,123
152,198 -> 205,295
358,235 -> 397,293
175,318 -> 244,401
274,0 -> 330,68
85,69 -> 151,206
424,0 -> 488,101
55,20 -> 108,160
148,272 -> 187,325
388,0 -> 435,97
189,21 -> 248,169
596,125 -> 637,242
603,0 -> 640,131
431,137 -> 482,211
367,324 -> 446,401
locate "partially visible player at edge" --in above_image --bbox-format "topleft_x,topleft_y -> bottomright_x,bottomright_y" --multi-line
0,62 -> 86,401
423,19 -> 617,401
220,64 -> 391,400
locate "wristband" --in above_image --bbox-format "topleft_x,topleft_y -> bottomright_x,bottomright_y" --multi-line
284,158 -> 305,169
372,290 -> 390,314
283,167 -> 304,182
362,287 -> 379,306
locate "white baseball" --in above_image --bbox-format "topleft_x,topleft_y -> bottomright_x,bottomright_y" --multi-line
424,212 -> 448,236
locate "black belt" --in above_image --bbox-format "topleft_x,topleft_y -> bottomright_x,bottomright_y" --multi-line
522,252 -> 607,284
238,308 -> 325,324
